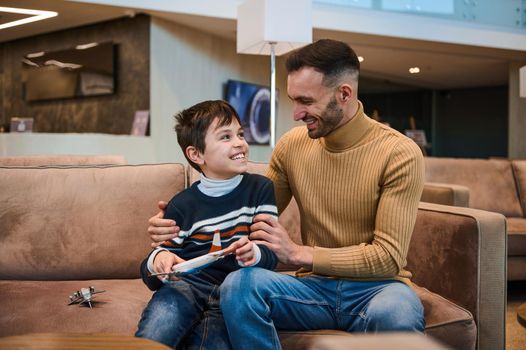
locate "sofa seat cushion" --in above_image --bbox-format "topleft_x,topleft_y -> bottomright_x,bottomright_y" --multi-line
0,281 -> 475,349
507,218 -> 526,256
0,279 -> 151,337
277,284 -> 475,350
416,285 -> 476,350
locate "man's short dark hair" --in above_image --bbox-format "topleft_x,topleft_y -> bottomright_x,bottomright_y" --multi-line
285,39 -> 360,87
174,100 -> 241,172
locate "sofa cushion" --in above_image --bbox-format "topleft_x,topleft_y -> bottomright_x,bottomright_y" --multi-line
0,163 -> 186,280
512,160 -> 526,215
424,157 -> 523,217
0,280 -> 473,349
0,279 -> 151,337
420,182 -> 470,207
277,285 -> 475,350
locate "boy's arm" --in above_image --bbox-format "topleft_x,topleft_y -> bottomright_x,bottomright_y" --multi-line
254,244 -> 278,270
140,257 -> 163,291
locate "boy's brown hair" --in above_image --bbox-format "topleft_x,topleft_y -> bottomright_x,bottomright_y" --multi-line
174,100 -> 241,172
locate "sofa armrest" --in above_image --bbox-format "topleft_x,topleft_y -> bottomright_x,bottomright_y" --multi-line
421,182 -> 470,207
407,202 -> 506,350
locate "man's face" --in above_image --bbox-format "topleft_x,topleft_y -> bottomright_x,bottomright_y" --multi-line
287,67 -> 345,139
197,117 -> 249,180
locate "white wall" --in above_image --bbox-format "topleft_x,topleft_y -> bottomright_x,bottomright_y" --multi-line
149,16 -> 295,164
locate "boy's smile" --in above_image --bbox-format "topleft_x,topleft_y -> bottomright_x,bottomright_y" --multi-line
197,117 -> 249,180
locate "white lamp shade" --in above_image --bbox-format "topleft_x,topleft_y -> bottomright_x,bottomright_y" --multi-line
520,65 -> 526,98
237,0 -> 312,56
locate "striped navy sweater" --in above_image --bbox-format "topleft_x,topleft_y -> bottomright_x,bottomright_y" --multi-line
141,173 -> 278,289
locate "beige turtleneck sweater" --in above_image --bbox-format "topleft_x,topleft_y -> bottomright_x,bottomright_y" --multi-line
267,102 -> 424,285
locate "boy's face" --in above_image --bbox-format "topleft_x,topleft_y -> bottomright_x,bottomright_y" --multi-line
197,117 -> 249,180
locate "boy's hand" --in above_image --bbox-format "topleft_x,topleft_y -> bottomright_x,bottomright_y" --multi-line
224,236 -> 257,266
148,201 -> 181,248
153,251 -> 185,281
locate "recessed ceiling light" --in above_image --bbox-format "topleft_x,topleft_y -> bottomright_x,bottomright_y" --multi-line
358,56 -> 364,62
76,42 -> 99,50
409,67 -> 420,74
0,6 -> 58,30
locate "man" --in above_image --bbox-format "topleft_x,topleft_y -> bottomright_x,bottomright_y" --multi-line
148,39 -> 425,350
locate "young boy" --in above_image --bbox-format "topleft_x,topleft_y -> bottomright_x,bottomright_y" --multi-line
135,100 -> 278,349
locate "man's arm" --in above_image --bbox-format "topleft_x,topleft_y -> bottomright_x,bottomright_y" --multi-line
147,201 -> 181,247
250,215 -> 312,268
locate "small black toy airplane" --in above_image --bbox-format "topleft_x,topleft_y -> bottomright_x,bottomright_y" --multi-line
67,286 -> 105,308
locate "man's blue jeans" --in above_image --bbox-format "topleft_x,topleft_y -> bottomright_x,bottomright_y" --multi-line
220,267 -> 425,350
135,275 -> 232,350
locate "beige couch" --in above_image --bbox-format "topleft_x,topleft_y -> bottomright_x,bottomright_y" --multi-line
0,161 -> 506,350
0,154 -> 127,166
424,157 -> 525,281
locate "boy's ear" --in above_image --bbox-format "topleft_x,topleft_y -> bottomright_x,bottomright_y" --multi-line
186,146 -> 204,165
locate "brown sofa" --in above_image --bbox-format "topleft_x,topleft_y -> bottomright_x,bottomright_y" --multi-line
424,157 -> 525,281
0,154 -> 127,166
0,161 -> 506,349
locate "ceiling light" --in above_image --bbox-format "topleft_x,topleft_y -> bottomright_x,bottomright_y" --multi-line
0,6 -> 57,30
409,67 -> 420,74
45,60 -> 82,70
358,56 -> 364,62
76,42 -> 99,50
26,51 -> 45,58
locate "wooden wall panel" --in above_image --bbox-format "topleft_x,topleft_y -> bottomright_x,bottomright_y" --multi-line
0,15 -> 149,135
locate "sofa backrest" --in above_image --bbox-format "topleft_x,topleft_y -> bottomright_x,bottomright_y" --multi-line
424,157 -> 523,217
512,160 -> 526,215
0,163 -> 186,280
0,155 -> 127,166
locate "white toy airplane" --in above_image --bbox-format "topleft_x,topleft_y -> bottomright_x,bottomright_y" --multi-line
150,230 -> 231,279
67,286 -> 105,308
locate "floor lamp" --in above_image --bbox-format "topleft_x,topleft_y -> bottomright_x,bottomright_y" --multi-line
237,0 -> 312,148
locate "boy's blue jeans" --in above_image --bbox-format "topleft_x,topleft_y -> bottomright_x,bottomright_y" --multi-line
220,267 -> 425,350
135,275 -> 232,350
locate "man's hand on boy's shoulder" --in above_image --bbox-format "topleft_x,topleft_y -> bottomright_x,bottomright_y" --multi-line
148,201 -> 181,248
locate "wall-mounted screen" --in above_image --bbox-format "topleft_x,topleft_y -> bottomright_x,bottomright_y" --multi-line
224,79 -> 272,145
22,41 -> 117,102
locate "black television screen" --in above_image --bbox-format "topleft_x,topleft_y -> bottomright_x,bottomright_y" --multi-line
224,79 -> 271,145
22,41 -> 117,102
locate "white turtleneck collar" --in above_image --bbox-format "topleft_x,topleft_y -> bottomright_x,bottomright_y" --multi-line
197,173 -> 243,197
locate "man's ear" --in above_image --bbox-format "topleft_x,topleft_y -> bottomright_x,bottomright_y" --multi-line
338,84 -> 353,104
186,146 -> 204,165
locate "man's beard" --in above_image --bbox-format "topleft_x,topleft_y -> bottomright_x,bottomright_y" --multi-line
307,96 -> 344,139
